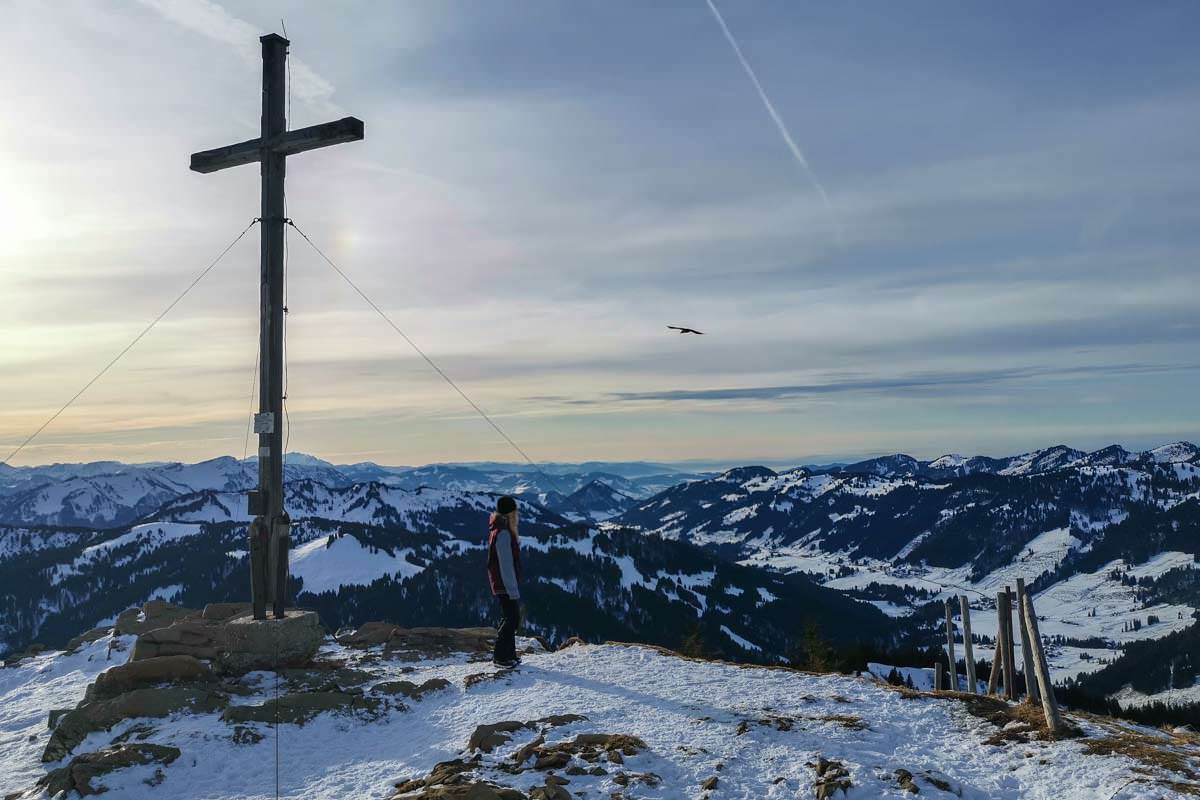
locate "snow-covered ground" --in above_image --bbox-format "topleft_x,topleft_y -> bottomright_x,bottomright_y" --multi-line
4,633 -> 1200,799
1115,681 -> 1200,710
0,636 -> 133,796
290,534 -> 424,594
743,536 -> 1200,682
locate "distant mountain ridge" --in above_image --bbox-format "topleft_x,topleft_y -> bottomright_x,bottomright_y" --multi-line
833,441 -> 1198,479
1,440 -> 1194,532
562,480 -> 637,521
0,456 -> 704,529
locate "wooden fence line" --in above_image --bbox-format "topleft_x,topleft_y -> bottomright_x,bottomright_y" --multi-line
915,576 -> 1066,738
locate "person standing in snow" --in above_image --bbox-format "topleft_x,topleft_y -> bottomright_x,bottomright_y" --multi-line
488,495 -> 522,667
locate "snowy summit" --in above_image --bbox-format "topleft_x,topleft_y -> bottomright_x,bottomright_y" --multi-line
2,608 -> 1199,799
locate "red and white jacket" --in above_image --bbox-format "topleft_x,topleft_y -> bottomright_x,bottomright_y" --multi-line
487,513 -> 522,599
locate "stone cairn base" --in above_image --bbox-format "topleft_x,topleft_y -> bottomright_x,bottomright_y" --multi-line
25,601 -> 323,777
130,603 -> 324,674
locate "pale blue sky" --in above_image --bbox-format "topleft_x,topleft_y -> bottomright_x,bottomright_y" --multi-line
1,1 -> 1198,465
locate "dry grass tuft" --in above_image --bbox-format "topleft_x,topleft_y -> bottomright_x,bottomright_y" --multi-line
811,714 -> 868,731
1076,715 -> 1200,793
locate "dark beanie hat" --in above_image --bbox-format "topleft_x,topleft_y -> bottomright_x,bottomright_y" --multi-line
496,495 -> 517,514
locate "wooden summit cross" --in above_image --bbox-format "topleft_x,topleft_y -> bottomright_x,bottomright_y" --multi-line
190,34 -> 364,621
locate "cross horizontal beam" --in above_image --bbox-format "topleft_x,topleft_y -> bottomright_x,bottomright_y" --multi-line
189,116 -> 365,174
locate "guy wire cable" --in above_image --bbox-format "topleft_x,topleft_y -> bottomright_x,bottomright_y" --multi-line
284,219 -> 600,528
1,218 -> 259,466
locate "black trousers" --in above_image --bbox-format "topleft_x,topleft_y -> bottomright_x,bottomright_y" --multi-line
494,595 -> 520,663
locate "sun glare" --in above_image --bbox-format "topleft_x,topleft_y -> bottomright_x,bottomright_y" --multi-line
0,162 -> 52,258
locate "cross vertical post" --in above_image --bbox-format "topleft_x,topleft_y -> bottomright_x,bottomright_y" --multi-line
259,34 -> 288,621
189,33 -> 364,621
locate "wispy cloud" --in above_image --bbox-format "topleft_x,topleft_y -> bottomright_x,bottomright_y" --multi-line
595,362 -> 1198,404
136,0 -> 338,113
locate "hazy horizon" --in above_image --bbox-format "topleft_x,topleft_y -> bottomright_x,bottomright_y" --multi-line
3,436 -> 1196,474
3,1 -> 1199,466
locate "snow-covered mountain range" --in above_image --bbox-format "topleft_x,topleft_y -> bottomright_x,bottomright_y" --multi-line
614,442 -> 1200,704
0,463 -> 889,667
4,442 -> 1200,711
0,456 -> 699,529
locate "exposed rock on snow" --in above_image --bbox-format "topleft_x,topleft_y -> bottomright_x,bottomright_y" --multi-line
115,600 -> 198,638
32,743 -> 181,797
221,691 -> 384,726
43,685 -> 226,763
397,728 -> 654,799
372,678 -> 451,700
812,756 -> 852,799
64,626 -> 116,655
281,666 -> 375,694
335,623 -> 498,662
2,643 -> 48,668
85,655 -> 212,701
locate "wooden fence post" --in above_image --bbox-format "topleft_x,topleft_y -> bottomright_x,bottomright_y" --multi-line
986,651 -> 1000,695
1002,586 -> 1017,701
933,662 -> 944,691
960,595 -> 977,693
991,591 -> 1007,696
944,599 -> 957,691
1022,591 -> 1065,736
1016,578 -> 1040,704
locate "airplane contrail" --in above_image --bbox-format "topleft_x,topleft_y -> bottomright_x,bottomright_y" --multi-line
703,0 -> 840,236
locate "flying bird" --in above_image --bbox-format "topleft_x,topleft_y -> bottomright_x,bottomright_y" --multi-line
668,326 -> 705,335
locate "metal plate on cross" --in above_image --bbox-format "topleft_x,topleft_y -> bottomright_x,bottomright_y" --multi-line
253,412 -> 275,434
